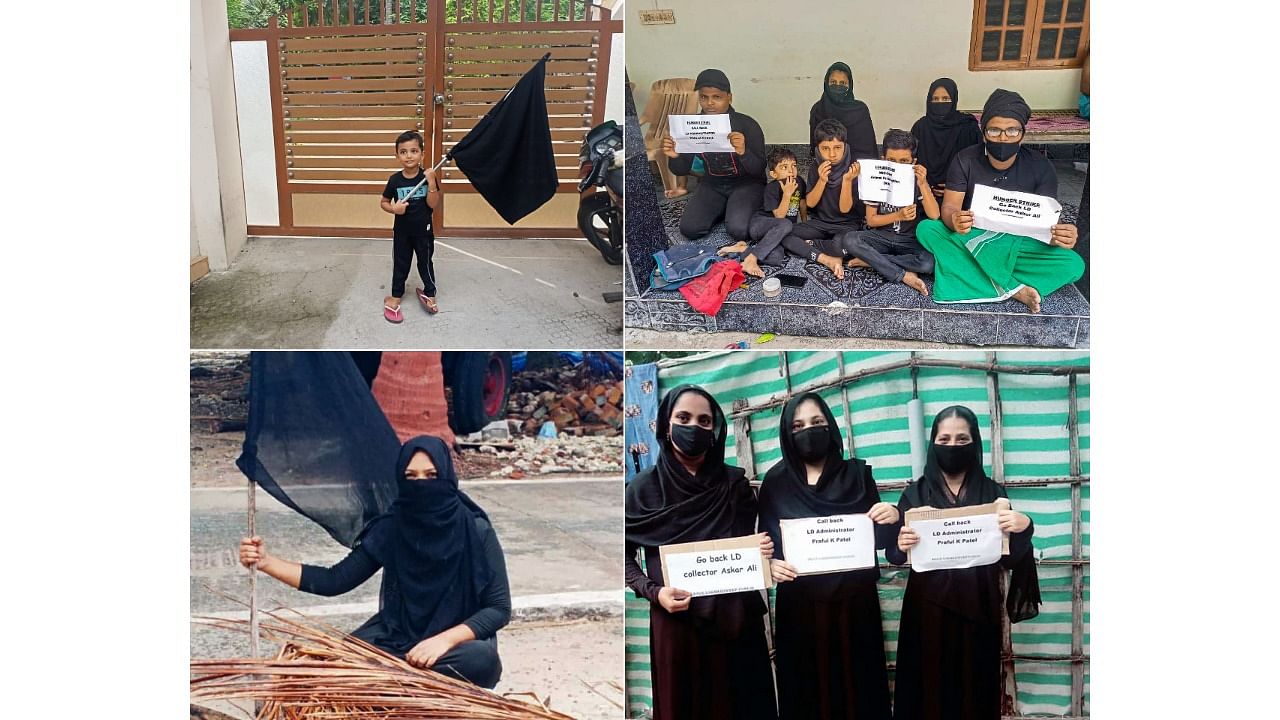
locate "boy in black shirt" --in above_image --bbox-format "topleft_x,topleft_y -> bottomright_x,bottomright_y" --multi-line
840,129 -> 938,296
380,130 -> 441,324
661,69 -> 767,243
718,148 -> 807,277
778,118 -> 861,278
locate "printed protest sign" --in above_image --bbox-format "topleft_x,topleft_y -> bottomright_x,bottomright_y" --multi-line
905,502 -> 1009,572
659,534 -> 771,597
779,513 -> 876,575
971,184 -> 1061,243
669,114 -> 734,154
857,159 -> 915,207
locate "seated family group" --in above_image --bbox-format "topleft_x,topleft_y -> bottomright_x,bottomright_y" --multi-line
659,65 -> 1084,313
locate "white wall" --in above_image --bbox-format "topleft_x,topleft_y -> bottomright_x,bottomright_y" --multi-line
603,1 -> 626,123
231,41 -> 280,227
191,0 -> 248,270
627,0 -> 1084,144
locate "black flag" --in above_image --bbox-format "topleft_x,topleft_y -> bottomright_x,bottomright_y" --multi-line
448,54 -> 559,224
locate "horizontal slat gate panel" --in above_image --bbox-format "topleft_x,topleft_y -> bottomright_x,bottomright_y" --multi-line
449,88 -> 590,103
444,75 -> 590,90
283,77 -> 425,92
287,118 -> 425,131
447,31 -> 598,47
450,46 -> 594,61
289,144 -> 417,156
285,64 -> 423,79
444,60 -> 593,75
449,102 -> 592,117
439,133 -> 586,147
279,34 -> 424,51
289,156 -> 402,169
445,115 -> 588,130
289,169 -> 392,181
284,49 -> 425,65
284,91 -> 424,105
284,106 -> 422,119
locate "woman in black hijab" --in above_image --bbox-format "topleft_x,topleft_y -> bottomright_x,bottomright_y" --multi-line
809,61 -> 877,161
910,78 -> 983,200
239,435 -> 510,689
886,406 -> 1041,720
625,385 -> 778,720
758,393 -> 898,720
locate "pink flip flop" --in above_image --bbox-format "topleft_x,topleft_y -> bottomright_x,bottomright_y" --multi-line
417,288 -> 439,314
383,304 -> 403,324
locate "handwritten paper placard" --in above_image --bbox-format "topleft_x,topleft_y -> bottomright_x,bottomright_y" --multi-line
857,160 -> 915,207
668,114 -> 734,154
905,502 -> 1009,572
779,513 -> 876,575
659,534 -> 771,597
971,184 -> 1061,243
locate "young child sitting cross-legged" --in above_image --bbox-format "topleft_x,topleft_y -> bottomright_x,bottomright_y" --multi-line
839,129 -> 938,296
718,148 -> 808,278
779,119 -> 861,279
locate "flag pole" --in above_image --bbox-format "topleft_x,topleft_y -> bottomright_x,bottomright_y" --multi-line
248,479 -> 259,659
400,154 -> 452,200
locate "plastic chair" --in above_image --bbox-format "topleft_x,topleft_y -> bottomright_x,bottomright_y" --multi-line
638,78 -> 698,197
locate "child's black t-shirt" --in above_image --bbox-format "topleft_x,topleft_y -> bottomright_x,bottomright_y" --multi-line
866,184 -> 925,238
805,161 -> 859,224
382,169 -> 434,235
945,145 -> 1059,210
759,177 -> 808,221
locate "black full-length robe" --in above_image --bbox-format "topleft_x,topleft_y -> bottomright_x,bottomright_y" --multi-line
758,392 -> 894,720
625,385 -> 778,720
885,406 -> 1040,720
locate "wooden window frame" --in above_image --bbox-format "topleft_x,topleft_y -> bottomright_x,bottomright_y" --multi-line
969,0 -> 1089,71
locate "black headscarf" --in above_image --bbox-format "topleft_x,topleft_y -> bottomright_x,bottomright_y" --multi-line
624,385 -> 763,637
910,78 -> 982,189
810,61 -> 877,159
981,88 -> 1032,128
359,435 -> 494,653
694,68 -> 731,94
899,406 -> 1040,623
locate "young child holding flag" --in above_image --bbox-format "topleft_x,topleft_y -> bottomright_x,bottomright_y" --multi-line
380,130 -> 441,324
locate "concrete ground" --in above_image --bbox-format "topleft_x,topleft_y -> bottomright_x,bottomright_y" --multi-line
191,235 -> 623,349
191,477 -> 623,719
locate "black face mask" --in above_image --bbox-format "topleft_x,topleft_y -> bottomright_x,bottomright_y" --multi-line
793,426 -> 832,462
670,423 -> 714,458
827,84 -> 852,102
927,101 -> 952,119
934,443 -> 973,474
985,139 -> 1020,161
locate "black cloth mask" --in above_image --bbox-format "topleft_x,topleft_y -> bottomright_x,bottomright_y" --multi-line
933,443 -> 973,474
985,139 -> 1020,162
927,101 -> 952,120
671,423 -> 715,457
793,426 -> 832,462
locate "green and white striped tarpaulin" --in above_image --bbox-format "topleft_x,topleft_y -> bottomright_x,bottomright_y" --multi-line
625,350 -> 1089,719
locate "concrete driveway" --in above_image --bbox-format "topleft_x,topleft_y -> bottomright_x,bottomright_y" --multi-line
191,236 -> 623,349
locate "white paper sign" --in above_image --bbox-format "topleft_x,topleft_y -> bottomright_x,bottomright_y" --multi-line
971,184 -> 1061,244
857,160 -> 916,207
907,508 -> 1004,572
660,539 -> 769,597
779,513 -> 876,575
669,114 -> 734,154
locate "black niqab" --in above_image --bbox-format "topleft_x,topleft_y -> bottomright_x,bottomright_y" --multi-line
900,406 -> 1040,623
910,78 -> 982,189
359,435 -> 494,653
809,61 -> 877,160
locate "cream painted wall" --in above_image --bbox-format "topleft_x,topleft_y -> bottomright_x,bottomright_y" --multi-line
604,1 -> 626,122
191,0 -> 249,271
627,0 -> 1084,145
231,41 -> 280,227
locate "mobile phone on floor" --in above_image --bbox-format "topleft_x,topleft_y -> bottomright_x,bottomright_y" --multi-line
777,274 -> 807,288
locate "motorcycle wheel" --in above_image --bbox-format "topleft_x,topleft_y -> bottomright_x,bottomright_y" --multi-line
578,192 -> 623,265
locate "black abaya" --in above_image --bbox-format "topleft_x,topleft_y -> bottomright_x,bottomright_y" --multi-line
757,392 -> 893,720
624,385 -> 778,720
808,61 -> 878,161
884,407 -> 1040,720
910,78 -> 983,192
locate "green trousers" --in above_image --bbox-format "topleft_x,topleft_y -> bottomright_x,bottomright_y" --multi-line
915,219 -> 1085,303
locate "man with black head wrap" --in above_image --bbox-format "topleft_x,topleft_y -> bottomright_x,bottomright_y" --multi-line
660,69 -> 768,244
915,89 -> 1084,313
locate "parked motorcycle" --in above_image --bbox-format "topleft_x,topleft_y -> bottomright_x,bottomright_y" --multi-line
577,120 -> 623,266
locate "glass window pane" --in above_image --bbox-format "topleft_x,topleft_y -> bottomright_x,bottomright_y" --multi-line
1043,0 -> 1063,23
1008,0 -> 1027,26
982,30 -> 1001,61
1003,30 -> 1023,61
1038,28 -> 1060,59
1066,0 -> 1086,23
1060,27 -> 1082,58
985,0 -> 1006,27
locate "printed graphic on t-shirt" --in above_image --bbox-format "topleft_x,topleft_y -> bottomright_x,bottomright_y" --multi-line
396,184 -> 428,202
786,189 -> 802,219
701,152 -> 739,177
877,201 -> 904,233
